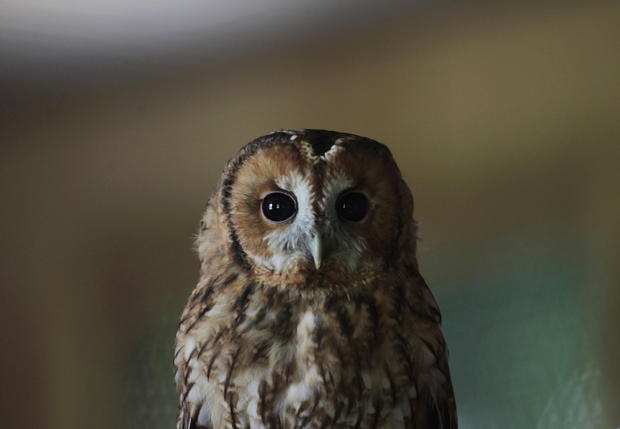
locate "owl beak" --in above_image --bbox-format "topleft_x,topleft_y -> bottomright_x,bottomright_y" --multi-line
310,234 -> 323,270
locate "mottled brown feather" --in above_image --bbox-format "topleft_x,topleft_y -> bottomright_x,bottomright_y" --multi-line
174,130 -> 457,428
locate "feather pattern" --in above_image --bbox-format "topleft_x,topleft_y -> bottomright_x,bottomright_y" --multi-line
174,130 -> 457,428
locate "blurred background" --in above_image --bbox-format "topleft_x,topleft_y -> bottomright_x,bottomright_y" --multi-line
1,1 -> 619,428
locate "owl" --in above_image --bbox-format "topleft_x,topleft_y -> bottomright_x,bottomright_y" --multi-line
174,129 -> 457,428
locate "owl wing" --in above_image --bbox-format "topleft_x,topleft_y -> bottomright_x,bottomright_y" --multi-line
174,330 -> 214,429
174,200 -> 225,429
410,271 -> 458,429
177,400 -> 210,429
175,271 -> 228,429
414,385 -> 458,429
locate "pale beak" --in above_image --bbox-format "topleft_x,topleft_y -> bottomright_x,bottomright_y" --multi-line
310,234 -> 323,270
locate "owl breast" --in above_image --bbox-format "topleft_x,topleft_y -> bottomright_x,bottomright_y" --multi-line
176,266 -> 446,429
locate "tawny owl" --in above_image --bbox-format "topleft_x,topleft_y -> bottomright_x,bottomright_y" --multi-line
174,129 -> 457,428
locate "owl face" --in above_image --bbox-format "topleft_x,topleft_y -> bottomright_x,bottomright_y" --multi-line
218,130 -> 414,287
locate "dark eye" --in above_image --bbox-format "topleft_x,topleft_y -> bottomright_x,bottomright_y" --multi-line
261,192 -> 297,222
336,192 -> 368,222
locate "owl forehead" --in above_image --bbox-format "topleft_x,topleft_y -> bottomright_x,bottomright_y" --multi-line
236,140 -> 356,202
236,132 -> 398,212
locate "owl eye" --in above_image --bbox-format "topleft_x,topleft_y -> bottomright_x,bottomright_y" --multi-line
336,192 -> 368,222
261,192 -> 297,222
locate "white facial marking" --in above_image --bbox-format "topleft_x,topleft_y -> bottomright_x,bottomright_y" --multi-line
260,170 -> 315,272
322,141 -> 344,161
249,142 -> 368,274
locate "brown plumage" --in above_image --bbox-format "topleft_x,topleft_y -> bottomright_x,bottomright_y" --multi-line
174,129 -> 457,428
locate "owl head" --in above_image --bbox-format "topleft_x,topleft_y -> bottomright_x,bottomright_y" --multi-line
207,129 -> 416,288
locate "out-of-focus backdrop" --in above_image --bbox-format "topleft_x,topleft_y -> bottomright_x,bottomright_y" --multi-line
1,1 -> 619,428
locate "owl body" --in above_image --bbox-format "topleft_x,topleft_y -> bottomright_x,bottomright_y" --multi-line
174,130 -> 457,428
